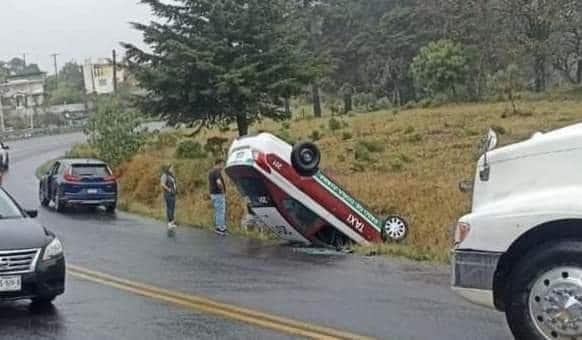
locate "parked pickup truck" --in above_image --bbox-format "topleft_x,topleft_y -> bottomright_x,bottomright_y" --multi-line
452,125 -> 582,340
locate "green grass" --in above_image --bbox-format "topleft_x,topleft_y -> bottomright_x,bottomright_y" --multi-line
58,97 -> 582,262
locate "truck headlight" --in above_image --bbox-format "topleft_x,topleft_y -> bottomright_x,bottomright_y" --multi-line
43,238 -> 64,261
453,222 -> 471,248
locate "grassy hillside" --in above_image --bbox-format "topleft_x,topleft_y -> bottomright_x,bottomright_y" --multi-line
105,99 -> 582,262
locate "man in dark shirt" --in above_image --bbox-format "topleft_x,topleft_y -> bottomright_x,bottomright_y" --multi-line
209,158 -> 227,235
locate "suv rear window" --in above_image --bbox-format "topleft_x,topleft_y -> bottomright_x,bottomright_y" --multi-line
72,164 -> 111,177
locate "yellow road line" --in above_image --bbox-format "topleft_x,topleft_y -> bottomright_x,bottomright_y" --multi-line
67,265 -> 375,340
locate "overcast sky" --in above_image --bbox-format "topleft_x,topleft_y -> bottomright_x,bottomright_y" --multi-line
0,0 -> 152,73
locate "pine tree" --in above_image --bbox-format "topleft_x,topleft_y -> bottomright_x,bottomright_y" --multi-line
123,0 -> 308,136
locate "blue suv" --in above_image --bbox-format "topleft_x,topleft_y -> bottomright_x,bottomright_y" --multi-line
39,159 -> 117,213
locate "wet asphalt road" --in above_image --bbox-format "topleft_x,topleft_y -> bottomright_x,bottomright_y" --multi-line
0,133 -> 513,339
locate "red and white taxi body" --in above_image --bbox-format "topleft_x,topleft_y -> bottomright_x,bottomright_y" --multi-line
225,133 -> 407,247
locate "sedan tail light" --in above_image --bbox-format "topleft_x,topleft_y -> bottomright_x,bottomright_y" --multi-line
103,175 -> 117,182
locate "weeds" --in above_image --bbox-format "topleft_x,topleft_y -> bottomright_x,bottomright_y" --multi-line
86,99 -> 582,262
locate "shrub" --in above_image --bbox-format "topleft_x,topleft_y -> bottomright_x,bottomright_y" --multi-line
342,131 -> 353,140
84,98 -> 145,166
376,97 -> 392,110
404,101 -> 416,110
204,136 -> 229,157
176,140 -> 206,159
157,133 -> 179,147
309,130 -> 323,141
358,139 -> 385,153
404,126 -> 415,134
281,121 -> 290,130
408,133 -> 423,143
278,129 -> 295,144
328,117 -> 343,131
65,143 -> 100,159
491,125 -> 507,135
390,160 -> 404,171
353,92 -> 378,112
354,144 -> 371,162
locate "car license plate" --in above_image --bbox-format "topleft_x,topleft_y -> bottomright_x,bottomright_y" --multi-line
87,189 -> 98,194
0,276 -> 21,292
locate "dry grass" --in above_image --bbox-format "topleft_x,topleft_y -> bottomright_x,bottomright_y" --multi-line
113,99 -> 582,261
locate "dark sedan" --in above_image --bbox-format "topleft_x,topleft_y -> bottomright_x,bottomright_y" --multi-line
39,158 -> 117,213
0,188 -> 65,305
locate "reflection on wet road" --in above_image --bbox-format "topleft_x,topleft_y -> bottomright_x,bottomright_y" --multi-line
0,133 -> 513,339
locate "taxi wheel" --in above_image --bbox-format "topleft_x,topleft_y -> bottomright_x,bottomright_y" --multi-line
291,142 -> 320,176
381,216 -> 408,242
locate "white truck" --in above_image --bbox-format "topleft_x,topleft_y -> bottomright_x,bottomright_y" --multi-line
452,125 -> 582,340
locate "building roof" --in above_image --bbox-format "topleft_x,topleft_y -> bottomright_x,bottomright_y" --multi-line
5,72 -> 46,81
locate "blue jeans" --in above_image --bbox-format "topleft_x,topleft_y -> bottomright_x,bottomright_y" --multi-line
164,192 -> 176,223
211,194 -> 226,230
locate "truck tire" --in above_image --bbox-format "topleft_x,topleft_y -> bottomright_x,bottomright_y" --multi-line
505,241 -> 582,340
291,142 -> 320,176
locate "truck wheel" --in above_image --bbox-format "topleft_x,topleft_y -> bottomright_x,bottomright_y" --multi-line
505,241 -> 582,340
291,142 -> 320,176
381,216 -> 408,242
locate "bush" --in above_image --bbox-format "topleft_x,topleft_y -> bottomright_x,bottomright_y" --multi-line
158,133 -> 179,147
354,144 -> 371,162
411,39 -> 470,99
342,131 -> 353,140
176,140 -> 206,159
491,125 -> 507,135
204,136 -> 229,157
278,129 -> 296,144
404,101 -> 417,110
281,121 -> 290,130
65,143 -> 100,159
358,139 -> 385,153
328,117 -> 343,131
404,126 -> 415,134
376,97 -> 392,110
309,130 -> 323,141
408,133 -> 423,143
84,98 -> 145,166
353,92 -> 378,112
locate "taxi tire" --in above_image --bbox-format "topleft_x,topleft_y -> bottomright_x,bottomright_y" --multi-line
291,142 -> 320,176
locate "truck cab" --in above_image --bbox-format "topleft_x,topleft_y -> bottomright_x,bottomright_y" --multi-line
451,124 -> 582,340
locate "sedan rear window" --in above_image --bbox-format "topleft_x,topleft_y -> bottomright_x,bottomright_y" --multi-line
72,164 -> 111,177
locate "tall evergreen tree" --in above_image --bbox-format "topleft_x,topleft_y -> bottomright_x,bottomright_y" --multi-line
123,0 -> 308,136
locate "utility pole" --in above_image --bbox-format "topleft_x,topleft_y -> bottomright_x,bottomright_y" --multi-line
0,84 -> 5,133
112,49 -> 117,95
50,53 -> 59,86
22,53 -> 26,67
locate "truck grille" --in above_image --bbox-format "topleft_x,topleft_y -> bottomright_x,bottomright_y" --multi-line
0,249 -> 40,275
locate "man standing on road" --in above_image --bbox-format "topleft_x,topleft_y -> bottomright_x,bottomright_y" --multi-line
209,159 -> 227,235
161,164 -> 177,236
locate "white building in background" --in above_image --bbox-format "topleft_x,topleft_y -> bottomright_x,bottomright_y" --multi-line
83,58 -> 125,95
0,72 -> 45,113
